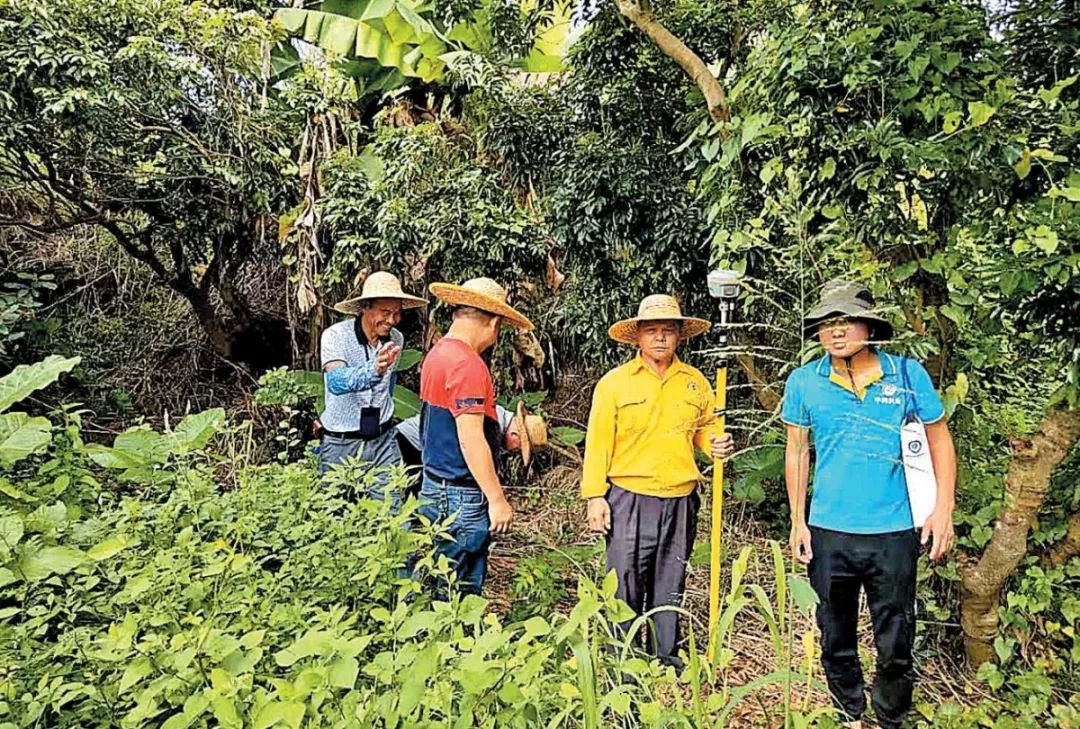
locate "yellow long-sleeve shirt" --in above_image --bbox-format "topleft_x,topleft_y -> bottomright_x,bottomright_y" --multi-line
580,356 -> 716,499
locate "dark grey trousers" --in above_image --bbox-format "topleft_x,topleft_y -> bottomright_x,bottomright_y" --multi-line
606,485 -> 700,666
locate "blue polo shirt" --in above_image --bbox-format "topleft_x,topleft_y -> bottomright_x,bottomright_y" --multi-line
781,351 -> 945,534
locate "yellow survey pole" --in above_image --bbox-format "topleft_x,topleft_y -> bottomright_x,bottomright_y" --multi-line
705,268 -> 740,664
707,363 -> 728,663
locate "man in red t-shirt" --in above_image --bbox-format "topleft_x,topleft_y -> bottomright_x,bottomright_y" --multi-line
419,277 -> 534,596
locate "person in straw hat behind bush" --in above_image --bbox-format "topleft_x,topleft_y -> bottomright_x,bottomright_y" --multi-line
581,294 -> 735,668
783,279 -> 956,729
418,277 -> 534,597
318,271 -> 427,509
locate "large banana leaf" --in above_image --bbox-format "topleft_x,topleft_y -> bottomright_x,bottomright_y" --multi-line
276,2 -> 446,82
275,0 -> 571,85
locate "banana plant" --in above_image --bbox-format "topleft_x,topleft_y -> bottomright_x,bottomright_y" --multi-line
273,0 -> 571,86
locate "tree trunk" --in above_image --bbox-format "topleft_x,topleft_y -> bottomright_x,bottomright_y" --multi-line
613,0 -> 729,123
1049,510 -> 1080,567
735,352 -> 781,412
959,409 -> 1080,666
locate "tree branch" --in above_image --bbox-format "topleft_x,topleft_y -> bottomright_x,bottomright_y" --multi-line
614,0 -> 730,122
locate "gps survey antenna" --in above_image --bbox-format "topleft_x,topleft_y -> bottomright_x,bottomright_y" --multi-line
705,268 -> 741,663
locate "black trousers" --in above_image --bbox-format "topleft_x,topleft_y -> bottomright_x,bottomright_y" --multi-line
606,486 -> 699,666
808,527 -> 919,729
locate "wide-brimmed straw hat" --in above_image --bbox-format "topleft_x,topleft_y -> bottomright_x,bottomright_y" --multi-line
516,400 -> 548,466
429,277 -> 534,330
334,271 -> 428,314
802,279 -> 894,341
608,294 -> 711,345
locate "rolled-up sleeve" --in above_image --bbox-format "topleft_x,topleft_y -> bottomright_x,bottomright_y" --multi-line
581,377 -> 617,499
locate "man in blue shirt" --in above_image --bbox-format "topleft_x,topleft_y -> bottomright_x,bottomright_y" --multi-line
319,271 -> 427,507
783,280 -> 957,729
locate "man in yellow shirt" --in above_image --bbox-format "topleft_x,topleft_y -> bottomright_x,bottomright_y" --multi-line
582,294 -> 733,667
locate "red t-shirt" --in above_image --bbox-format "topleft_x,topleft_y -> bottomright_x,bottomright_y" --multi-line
419,338 -> 500,482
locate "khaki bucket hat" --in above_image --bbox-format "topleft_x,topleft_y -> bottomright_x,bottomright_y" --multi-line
802,279 -> 894,341
608,294 -> 711,345
516,400 -> 548,466
429,277 -> 534,330
334,271 -> 428,314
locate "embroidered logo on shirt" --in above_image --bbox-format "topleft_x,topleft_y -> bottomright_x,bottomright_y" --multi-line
874,382 -> 902,406
455,397 -> 486,409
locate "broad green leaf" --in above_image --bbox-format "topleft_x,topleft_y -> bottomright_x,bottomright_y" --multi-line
0,355 -> 79,413
1013,151 -> 1031,179
393,385 -> 421,420
113,427 -> 172,464
891,261 -> 919,282
88,534 -> 138,561
171,408 -> 226,453
396,348 -> 422,372
0,475 -> 38,505
118,655 -> 153,694
1036,75 -> 1077,105
1050,186 -> 1080,202
821,203 -> 843,219
550,426 -> 585,445
0,515 -> 24,548
967,101 -> 996,127
0,477 -> 38,502
0,413 -> 52,466
0,567 -> 15,588
328,656 -> 359,688
942,111 -> 962,133
211,696 -> 242,728
786,574 -> 819,613
18,545 -> 87,581
253,701 -> 286,729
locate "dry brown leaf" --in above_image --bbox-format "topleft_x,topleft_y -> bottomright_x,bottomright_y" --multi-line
546,253 -> 565,291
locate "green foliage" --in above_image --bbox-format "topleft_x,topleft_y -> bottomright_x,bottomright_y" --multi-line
0,404 -> 844,727
255,359 -> 422,421
0,272 -> 56,361
0,0 -> 301,357
274,0 -> 570,90
0,355 -> 79,468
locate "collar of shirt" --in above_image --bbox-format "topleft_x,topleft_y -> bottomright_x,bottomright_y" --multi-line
628,354 -> 695,382
814,350 -> 899,400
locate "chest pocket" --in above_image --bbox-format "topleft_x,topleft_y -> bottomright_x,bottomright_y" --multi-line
615,396 -> 650,435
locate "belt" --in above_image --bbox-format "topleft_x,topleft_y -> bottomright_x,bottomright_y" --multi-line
322,421 -> 395,441
423,470 -> 480,489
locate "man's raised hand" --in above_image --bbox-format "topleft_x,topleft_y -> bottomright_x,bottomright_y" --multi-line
374,342 -> 401,376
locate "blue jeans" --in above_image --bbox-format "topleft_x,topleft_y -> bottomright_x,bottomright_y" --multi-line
418,475 -> 490,597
